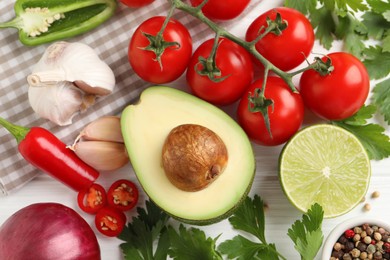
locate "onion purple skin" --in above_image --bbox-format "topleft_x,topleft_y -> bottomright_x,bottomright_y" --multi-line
0,203 -> 101,260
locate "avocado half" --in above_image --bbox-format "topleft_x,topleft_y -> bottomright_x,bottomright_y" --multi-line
121,86 -> 255,225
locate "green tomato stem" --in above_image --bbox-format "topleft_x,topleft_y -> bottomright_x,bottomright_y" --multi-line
168,0 -> 301,92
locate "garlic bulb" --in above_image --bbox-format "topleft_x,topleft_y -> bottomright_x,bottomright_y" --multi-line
27,41 -> 116,126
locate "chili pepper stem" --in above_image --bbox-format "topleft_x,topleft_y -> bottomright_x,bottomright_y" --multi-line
0,117 -> 29,144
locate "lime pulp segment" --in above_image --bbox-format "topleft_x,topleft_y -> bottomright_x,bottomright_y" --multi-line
279,124 -> 371,218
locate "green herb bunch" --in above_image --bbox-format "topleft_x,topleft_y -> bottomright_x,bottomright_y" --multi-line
118,196 -> 324,260
284,0 -> 390,160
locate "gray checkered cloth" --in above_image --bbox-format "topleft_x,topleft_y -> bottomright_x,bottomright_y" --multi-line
0,0 -> 262,195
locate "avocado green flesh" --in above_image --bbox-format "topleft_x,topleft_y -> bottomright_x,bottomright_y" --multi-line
121,86 -> 255,224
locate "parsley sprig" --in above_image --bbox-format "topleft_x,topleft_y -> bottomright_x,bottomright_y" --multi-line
118,197 -> 324,260
332,105 -> 390,160
285,0 -> 390,125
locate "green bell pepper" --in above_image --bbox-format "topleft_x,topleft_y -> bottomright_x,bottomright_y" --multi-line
0,0 -> 117,46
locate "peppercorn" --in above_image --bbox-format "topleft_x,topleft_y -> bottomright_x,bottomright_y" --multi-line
346,241 -> 355,252
351,248 -> 361,257
367,227 -> 375,236
365,236 -> 373,245
360,252 -> 368,259
334,242 -> 344,251
357,241 -> 367,252
384,242 -> 390,253
367,244 -> 377,254
332,249 -> 345,259
354,234 -> 361,242
346,229 -> 356,239
355,227 -> 363,234
374,251 -> 383,259
343,253 -> 353,260
339,235 -> 349,244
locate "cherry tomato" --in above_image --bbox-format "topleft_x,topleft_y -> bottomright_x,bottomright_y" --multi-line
245,7 -> 315,71
128,16 -> 192,84
186,38 -> 254,106
237,77 -> 304,146
77,183 -> 107,214
190,0 -> 250,20
120,0 -> 154,8
95,207 -> 127,237
299,52 -> 370,120
107,179 -> 139,212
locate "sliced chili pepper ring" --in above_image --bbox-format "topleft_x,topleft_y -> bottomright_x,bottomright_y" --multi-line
94,207 -> 126,237
77,183 -> 107,214
107,179 -> 139,211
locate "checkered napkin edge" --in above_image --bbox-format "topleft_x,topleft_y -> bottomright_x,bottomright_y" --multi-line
0,0 -> 263,196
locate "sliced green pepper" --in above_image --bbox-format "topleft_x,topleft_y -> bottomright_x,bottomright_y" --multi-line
0,0 -> 117,46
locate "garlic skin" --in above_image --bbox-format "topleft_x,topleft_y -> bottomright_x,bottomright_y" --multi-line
27,41 -> 116,125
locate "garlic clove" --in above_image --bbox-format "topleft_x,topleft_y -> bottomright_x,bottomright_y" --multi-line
71,141 -> 129,171
74,80 -> 112,96
80,116 -> 124,143
28,81 -> 88,126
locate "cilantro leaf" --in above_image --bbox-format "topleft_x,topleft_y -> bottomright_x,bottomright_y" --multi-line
218,235 -> 279,260
168,225 -> 222,260
305,7 -> 336,49
363,46 -> 390,79
361,11 -> 390,41
367,0 -> 390,14
284,0 -> 317,14
332,105 -> 390,160
287,203 -> 324,260
335,14 -> 366,57
219,195 -> 282,260
118,200 -> 171,260
372,78 -> 390,124
227,195 -> 267,244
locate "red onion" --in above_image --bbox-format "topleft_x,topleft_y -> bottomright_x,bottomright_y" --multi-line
0,203 -> 100,260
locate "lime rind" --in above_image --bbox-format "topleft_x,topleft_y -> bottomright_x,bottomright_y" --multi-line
279,124 -> 371,218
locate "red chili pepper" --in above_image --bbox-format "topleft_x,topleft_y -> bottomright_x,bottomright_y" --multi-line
94,206 -> 126,237
0,117 -> 99,191
77,183 -> 107,214
107,179 -> 139,212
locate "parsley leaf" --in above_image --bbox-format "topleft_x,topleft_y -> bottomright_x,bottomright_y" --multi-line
332,105 -> 390,160
287,203 -> 324,260
218,195 -> 281,260
285,0 -> 390,78
118,200 -> 171,260
363,46 -> 390,79
168,225 -> 222,260
372,78 -> 390,124
309,7 -> 336,49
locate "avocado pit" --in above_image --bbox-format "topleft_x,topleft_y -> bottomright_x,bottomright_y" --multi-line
162,124 -> 228,192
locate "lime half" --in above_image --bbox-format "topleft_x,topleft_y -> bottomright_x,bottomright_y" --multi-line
279,124 -> 371,218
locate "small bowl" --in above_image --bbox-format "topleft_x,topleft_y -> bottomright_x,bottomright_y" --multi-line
322,216 -> 390,259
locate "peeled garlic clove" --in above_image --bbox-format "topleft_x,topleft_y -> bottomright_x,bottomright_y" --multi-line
80,116 -> 124,143
28,41 -> 115,95
72,141 -> 129,171
28,81 -> 95,126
